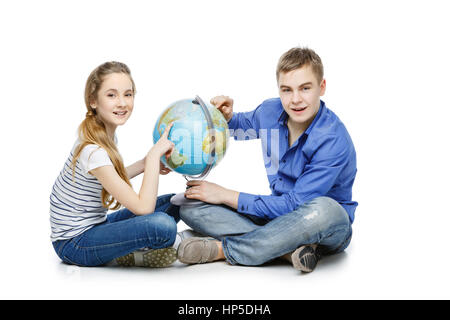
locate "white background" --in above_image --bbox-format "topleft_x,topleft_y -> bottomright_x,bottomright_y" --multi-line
1,0 -> 449,299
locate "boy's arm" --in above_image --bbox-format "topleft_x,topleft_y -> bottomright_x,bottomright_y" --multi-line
227,108 -> 262,140
211,95 -> 261,140
185,134 -> 352,216
238,135 -> 354,219
185,180 -> 239,209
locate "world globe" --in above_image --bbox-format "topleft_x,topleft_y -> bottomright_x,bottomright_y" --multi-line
152,96 -> 229,179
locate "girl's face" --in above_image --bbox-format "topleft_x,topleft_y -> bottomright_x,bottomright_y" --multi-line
92,72 -> 134,135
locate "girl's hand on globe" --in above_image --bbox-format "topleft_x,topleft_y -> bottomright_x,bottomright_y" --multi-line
148,122 -> 175,160
159,161 -> 171,175
211,95 -> 233,122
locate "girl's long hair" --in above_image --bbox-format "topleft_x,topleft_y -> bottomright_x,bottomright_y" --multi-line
72,61 -> 136,210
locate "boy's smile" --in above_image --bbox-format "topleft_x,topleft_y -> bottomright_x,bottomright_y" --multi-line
278,65 -> 326,134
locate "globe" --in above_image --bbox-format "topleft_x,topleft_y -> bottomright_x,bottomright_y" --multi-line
152,96 -> 229,179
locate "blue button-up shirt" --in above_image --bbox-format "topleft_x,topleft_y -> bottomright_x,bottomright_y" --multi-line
227,98 -> 358,223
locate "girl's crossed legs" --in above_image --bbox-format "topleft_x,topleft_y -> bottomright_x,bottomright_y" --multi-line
52,194 -> 179,267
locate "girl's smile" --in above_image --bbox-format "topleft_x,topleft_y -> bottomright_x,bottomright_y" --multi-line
91,72 -> 135,138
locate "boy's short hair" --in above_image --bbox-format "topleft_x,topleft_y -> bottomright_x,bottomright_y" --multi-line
276,47 -> 324,84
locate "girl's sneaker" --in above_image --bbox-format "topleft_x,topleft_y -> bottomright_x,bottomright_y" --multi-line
115,247 -> 177,268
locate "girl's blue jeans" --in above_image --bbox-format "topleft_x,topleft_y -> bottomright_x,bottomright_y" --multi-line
180,196 -> 352,266
52,194 -> 179,267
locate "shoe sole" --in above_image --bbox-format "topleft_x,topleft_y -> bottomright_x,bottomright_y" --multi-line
291,246 -> 318,273
116,247 -> 177,268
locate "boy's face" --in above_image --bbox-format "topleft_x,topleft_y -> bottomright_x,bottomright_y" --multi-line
278,65 -> 326,132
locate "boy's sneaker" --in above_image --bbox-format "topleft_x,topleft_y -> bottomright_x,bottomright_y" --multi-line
172,229 -> 207,250
177,237 -> 219,264
291,245 -> 321,273
115,247 -> 177,268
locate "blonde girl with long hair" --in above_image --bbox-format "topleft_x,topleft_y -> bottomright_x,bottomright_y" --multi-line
50,61 -> 179,267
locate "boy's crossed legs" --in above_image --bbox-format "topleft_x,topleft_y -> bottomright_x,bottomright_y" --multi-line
178,196 -> 352,272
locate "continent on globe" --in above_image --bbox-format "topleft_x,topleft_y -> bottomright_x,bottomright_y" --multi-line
152,98 -> 229,178
167,149 -> 188,169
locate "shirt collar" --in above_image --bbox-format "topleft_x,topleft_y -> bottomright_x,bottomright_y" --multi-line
277,106 -> 288,126
277,100 -> 325,135
305,100 -> 325,135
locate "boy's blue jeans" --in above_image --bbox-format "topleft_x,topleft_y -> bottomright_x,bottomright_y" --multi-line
52,194 -> 179,267
180,196 -> 352,266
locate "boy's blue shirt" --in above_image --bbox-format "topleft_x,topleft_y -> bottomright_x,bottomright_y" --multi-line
227,98 -> 358,223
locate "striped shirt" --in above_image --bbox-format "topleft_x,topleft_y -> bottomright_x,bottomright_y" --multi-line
49,141 -> 113,242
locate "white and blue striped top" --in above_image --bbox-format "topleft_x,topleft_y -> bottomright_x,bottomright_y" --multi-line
49,141 -> 113,242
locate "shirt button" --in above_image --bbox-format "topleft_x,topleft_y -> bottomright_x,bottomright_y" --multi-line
279,178 -> 282,181
282,160 -> 286,163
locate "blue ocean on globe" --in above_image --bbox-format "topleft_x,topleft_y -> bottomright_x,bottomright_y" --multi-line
152,98 -> 229,177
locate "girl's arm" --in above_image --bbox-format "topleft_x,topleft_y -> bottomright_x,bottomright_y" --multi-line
126,159 -> 171,179
126,158 -> 145,179
90,124 -> 174,215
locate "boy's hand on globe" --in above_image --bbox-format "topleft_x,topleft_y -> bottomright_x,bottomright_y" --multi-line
185,180 -> 225,204
184,180 -> 239,209
211,95 -> 233,122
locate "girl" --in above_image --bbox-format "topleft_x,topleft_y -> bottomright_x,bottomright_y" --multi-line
50,61 -> 179,267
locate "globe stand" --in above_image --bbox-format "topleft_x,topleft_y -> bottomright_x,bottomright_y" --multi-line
170,95 -> 217,208
170,191 -> 205,207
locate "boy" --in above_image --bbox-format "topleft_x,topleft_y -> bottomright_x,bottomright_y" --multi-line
177,47 -> 357,273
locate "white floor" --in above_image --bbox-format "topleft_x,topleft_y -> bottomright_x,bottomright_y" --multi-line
2,0 -> 450,301
3,217 -> 449,300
